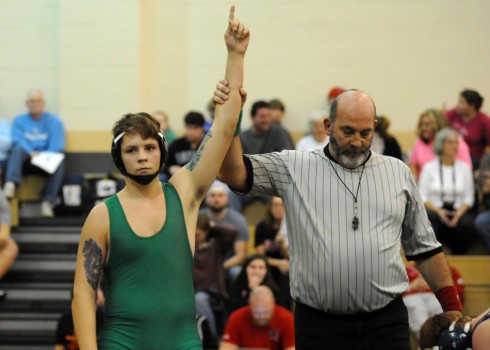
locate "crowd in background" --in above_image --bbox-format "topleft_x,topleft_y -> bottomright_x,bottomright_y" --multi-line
0,86 -> 489,349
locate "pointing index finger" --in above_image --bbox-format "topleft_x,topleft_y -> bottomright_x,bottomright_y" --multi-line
229,5 -> 235,22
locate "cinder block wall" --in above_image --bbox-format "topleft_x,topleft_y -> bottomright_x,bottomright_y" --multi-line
0,0 -> 488,152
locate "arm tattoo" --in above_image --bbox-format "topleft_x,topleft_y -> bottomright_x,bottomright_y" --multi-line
82,238 -> 103,291
186,131 -> 212,171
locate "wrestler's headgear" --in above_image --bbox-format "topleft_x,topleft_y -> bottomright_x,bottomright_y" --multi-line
111,112 -> 168,185
431,320 -> 472,350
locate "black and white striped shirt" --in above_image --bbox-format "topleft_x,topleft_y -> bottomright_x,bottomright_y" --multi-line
243,148 -> 441,314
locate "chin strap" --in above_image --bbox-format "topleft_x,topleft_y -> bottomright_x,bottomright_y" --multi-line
126,170 -> 160,185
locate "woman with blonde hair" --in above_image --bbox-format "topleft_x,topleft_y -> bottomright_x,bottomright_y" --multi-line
409,109 -> 471,181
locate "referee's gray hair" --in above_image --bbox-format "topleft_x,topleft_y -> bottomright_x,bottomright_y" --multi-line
433,127 -> 459,155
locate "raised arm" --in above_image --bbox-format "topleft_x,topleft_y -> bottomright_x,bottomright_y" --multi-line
171,5 -> 249,204
212,80 -> 248,191
72,204 -> 109,349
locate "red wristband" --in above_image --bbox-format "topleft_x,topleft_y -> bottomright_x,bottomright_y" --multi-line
435,285 -> 462,312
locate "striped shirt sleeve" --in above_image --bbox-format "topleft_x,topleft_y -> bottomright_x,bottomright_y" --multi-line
401,167 -> 442,260
245,151 -> 293,197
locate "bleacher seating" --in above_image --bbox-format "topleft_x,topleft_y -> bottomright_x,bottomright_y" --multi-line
0,221 -> 81,348
8,152 -> 117,226
446,256 -> 490,316
0,137 -> 488,349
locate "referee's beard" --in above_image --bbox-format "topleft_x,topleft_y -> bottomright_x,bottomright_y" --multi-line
329,135 -> 371,169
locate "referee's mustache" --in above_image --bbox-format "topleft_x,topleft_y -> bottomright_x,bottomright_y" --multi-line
343,146 -> 370,156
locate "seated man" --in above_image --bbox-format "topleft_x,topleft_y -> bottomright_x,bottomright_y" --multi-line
0,116 -> 12,180
163,111 -> 206,179
0,191 -> 18,301
201,180 -> 249,281
3,89 -> 65,217
269,98 -> 294,146
240,100 -> 293,155
220,285 -> 295,350
193,214 -> 237,348
229,100 -> 294,211
296,110 -> 329,151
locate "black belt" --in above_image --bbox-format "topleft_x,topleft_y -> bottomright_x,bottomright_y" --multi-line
295,296 -> 404,320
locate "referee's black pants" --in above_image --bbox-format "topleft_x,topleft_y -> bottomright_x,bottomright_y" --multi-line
294,297 -> 410,350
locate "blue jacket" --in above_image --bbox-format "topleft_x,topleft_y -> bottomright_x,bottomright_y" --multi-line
0,118 -> 12,161
12,112 -> 65,154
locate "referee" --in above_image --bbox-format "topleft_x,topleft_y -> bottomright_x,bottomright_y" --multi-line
216,88 -> 464,349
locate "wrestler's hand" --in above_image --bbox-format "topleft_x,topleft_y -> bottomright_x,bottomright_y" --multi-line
212,79 -> 247,108
224,5 -> 250,55
420,313 -> 453,348
420,311 -> 466,348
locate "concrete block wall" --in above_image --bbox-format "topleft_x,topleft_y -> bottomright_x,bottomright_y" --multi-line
0,0 -> 488,151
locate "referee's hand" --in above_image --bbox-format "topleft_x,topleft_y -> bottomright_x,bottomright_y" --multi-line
212,79 -> 247,108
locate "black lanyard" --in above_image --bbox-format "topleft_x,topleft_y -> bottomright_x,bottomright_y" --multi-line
439,160 -> 456,204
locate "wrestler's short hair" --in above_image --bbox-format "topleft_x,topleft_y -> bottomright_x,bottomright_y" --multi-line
111,112 -> 168,174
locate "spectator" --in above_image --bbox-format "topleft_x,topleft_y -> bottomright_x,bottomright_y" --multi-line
0,117 -> 11,183
193,214 -> 237,346
419,128 -> 477,254
371,115 -> 403,160
228,254 -> 280,313
152,110 -> 178,145
3,89 -> 65,217
446,89 -> 490,168
409,109 -> 472,182
0,190 -> 18,302
269,98 -> 294,146
229,100 -> 293,211
240,100 -> 293,155
220,285 -> 295,350
269,99 -> 286,124
403,264 -> 464,342
201,181 -> 249,281
163,111 -> 205,178
254,196 -> 291,308
475,154 -> 490,252
296,110 -> 329,151
55,286 -> 105,350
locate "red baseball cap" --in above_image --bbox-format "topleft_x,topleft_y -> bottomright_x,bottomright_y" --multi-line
327,86 -> 345,100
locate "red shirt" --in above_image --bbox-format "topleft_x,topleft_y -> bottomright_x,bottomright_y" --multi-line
446,108 -> 490,162
404,265 -> 465,304
222,305 -> 295,350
